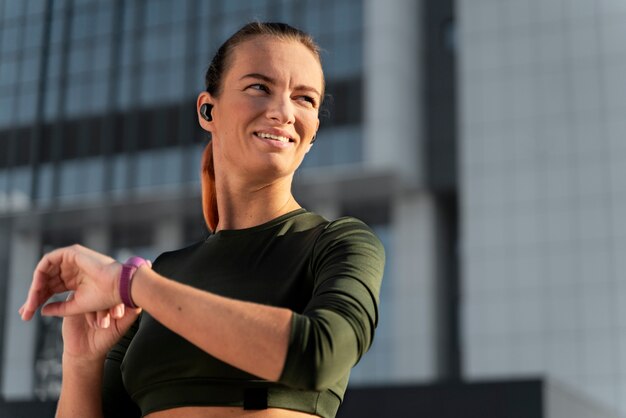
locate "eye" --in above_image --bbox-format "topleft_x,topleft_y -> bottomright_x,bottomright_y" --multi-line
296,95 -> 317,108
246,83 -> 270,93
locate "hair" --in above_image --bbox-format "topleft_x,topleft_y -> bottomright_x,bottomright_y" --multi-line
201,22 -> 324,232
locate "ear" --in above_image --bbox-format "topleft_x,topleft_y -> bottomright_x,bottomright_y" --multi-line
197,92 -> 215,132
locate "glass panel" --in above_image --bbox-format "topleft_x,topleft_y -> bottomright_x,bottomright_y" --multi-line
47,47 -> 63,79
111,154 -> 127,192
332,126 -> 362,165
171,0 -> 188,23
140,69 -> 160,103
142,29 -> 167,62
3,1 -> 25,20
117,68 -> 134,109
71,10 -> 95,40
17,88 -> 38,124
24,15 -> 44,49
21,53 -> 42,84
66,82 -> 87,116
145,0 -> 171,28
328,34 -> 361,78
43,83 -> 59,121
166,148 -> 183,185
10,166 -> 31,210
0,59 -> 18,87
95,2 -> 114,37
27,0 -> 46,15
50,13 -> 65,45
76,157 -> 104,194
93,39 -> 111,71
58,160 -> 78,198
170,27 -> 186,60
36,163 -> 54,203
166,64 -> 184,102
183,144 -> 203,183
68,46 -> 91,75
0,169 -> 8,211
0,92 -> 13,127
1,24 -> 21,54
334,0 -> 362,34
91,77 -> 109,113
302,0 -> 322,37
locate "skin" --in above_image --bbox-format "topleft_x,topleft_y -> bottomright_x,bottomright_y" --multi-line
20,37 -> 324,418
200,35 -> 322,232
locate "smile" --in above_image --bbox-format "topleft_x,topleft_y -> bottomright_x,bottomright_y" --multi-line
254,132 -> 294,143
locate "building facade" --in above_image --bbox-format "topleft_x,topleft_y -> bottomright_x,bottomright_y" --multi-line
459,0 -> 626,416
0,0 -> 457,404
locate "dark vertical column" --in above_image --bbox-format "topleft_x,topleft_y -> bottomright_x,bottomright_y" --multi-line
124,0 -> 145,193
29,0 -> 53,204
423,0 -> 460,381
101,0 -> 124,194
50,0 -> 74,206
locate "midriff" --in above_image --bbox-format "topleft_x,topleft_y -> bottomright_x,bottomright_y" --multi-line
145,406 -> 318,418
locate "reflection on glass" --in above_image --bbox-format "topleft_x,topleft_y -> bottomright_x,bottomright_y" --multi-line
11,166 -> 32,210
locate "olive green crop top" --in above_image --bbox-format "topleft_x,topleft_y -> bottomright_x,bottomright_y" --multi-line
102,209 -> 385,418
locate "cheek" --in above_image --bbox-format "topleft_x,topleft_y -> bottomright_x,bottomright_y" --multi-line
297,112 -> 319,136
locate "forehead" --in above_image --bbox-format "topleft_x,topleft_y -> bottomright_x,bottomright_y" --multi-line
226,36 -> 324,91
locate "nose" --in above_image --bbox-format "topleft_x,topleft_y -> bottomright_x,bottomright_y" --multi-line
266,94 -> 295,125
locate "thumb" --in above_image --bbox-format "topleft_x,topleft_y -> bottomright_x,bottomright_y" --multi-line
41,298 -> 82,317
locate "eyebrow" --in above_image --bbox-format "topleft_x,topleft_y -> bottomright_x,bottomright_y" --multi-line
239,73 -> 321,98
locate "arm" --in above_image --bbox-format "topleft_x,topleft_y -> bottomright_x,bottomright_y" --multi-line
54,306 -> 141,418
130,267 -> 293,381
22,219 -> 384,389
20,244 -> 292,381
56,355 -> 105,418
279,218 -> 385,390
127,219 -> 383,385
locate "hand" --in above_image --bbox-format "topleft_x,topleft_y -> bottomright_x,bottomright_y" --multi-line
19,244 -> 123,321
60,293 -> 141,363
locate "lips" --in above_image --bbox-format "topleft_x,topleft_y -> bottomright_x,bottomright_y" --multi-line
253,127 -> 296,145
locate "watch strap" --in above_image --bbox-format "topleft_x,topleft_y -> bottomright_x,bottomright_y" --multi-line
119,256 -> 148,308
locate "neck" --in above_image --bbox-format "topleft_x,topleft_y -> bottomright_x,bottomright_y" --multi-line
214,174 -> 301,232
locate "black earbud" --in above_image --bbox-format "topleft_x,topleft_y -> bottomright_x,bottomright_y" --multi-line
310,135 -> 316,144
200,103 -> 213,121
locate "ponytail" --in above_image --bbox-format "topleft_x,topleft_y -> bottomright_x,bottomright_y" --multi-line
201,141 -> 218,232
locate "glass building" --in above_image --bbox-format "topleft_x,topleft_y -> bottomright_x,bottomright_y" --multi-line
9,0 -> 625,417
1,0 -> 458,408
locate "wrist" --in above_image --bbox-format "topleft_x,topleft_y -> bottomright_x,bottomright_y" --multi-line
119,256 -> 149,308
62,352 -> 105,375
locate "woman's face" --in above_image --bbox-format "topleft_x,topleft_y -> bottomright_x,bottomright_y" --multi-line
206,36 -> 323,185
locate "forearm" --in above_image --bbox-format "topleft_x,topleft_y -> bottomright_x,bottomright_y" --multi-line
56,354 -> 104,418
131,267 -> 292,381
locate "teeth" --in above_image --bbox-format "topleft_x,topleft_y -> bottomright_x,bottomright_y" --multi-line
257,132 -> 290,143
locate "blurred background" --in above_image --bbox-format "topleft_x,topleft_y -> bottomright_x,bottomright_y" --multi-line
0,0 -> 625,417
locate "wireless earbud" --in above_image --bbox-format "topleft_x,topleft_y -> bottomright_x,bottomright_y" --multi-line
200,103 -> 213,121
310,135 -> 316,144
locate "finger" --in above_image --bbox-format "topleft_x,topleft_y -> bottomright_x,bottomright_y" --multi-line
97,310 -> 111,329
110,304 -> 125,319
40,297 -> 85,317
86,311 -> 97,329
22,250 -> 69,320
115,307 -> 142,333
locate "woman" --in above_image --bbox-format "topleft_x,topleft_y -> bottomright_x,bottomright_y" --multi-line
20,22 -> 385,418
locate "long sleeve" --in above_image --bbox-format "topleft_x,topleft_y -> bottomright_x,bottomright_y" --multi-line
279,217 -> 385,390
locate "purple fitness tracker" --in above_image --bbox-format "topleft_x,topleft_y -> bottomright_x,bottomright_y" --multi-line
119,256 -> 148,308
